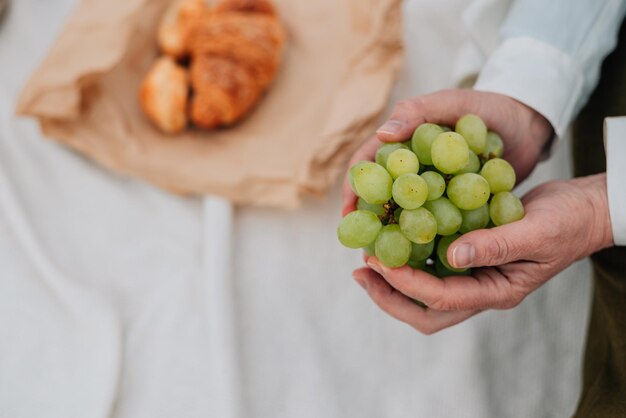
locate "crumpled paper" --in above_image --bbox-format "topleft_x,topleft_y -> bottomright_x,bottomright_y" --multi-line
17,0 -> 403,208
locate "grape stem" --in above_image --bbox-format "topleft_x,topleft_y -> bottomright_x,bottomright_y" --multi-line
479,153 -> 498,165
381,200 -> 400,225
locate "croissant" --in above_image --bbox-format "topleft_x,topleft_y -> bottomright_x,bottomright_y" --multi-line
157,0 -> 209,59
141,0 -> 285,132
139,56 -> 189,134
214,0 -> 277,16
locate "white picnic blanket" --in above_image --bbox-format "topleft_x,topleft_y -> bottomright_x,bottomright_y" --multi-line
0,1 -> 591,417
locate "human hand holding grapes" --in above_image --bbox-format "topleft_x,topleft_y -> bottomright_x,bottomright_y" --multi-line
352,174 -> 614,334
342,89 -> 553,216
338,89 -> 613,333
340,94 -> 539,271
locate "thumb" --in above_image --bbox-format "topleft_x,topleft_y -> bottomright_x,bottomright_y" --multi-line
376,99 -> 425,142
447,221 -> 534,269
375,89 -> 489,143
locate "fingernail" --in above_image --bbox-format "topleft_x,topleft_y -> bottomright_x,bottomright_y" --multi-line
367,260 -> 383,275
353,274 -> 367,290
376,120 -> 405,135
452,244 -> 475,268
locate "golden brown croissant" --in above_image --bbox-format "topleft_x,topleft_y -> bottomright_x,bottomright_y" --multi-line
157,0 -> 209,59
189,55 -> 261,128
141,0 -> 285,132
139,56 -> 189,134
213,0 -> 277,16
189,12 -> 284,89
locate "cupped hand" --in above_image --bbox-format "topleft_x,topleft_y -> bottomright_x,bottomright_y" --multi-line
342,89 -> 553,216
352,173 -> 613,334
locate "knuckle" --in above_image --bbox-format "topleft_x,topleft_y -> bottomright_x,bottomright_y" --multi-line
483,235 -> 511,265
393,98 -> 422,119
542,224 -> 562,249
428,299 -> 448,311
411,322 -> 439,335
429,297 -> 468,312
370,285 -> 397,313
496,288 -> 525,309
424,293 -> 449,311
499,295 -> 522,310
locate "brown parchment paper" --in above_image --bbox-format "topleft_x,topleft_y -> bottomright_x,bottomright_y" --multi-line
17,0 -> 403,208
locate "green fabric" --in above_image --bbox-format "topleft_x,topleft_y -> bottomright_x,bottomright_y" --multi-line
572,19 -> 626,417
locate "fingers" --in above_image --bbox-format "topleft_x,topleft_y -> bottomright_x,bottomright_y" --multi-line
375,89 -> 483,143
447,218 -> 542,269
341,136 -> 381,216
341,172 -> 357,216
352,267 -> 479,334
365,257 -> 531,311
376,99 -> 425,142
373,89 -> 553,185
347,135 -> 382,168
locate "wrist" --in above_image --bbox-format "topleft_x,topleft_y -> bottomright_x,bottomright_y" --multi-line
576,173 -> 614,254
509,96 -> 554,158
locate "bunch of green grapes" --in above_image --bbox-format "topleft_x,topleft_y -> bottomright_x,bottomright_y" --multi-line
338,114 -> 524,276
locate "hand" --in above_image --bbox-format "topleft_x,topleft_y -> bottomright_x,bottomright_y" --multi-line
352,173 -> 614,334
342,89 -> 553,216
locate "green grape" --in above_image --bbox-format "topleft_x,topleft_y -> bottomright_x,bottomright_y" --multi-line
386,149 -> 419,179
351,161 -> 393,204
337,210 -> 383,249
457,151 -> 481,174
483,131 -> 504,159
348,169 -> 357,194
455,114 -> 487,154
436,234 -> 469,273
374,224 -> 412,268
394,207 -> 403,222
411,123 -> 443,166
375,143 -> 408,167
409,239 -> 435,261
480,158 -> 516,193
431,132 -> 469,174
338,115 -> 520,271
435,259 -> 469,277
422,263 -> 437,276
446,173 -> 490,210
399,207 -> 437,244
357,198 -> 386,217
489,192 -> 524,226
408,259 -> 427,270
459,203 -> 490,233
423,197 -> 462,236
392,173 -> 428,210
421,171 -> 445,201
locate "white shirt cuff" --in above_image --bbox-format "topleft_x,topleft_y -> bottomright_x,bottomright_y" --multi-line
473,36 -> 584,139
604,117 -> 626,246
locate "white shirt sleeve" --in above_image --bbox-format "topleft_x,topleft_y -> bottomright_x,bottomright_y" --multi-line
604,117 -> 626,245
474,0 -> 626,137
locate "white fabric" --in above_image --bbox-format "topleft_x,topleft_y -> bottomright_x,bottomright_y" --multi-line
605,117 -> 626,246
0,3 -> 218,417
0,1 -> 592,418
